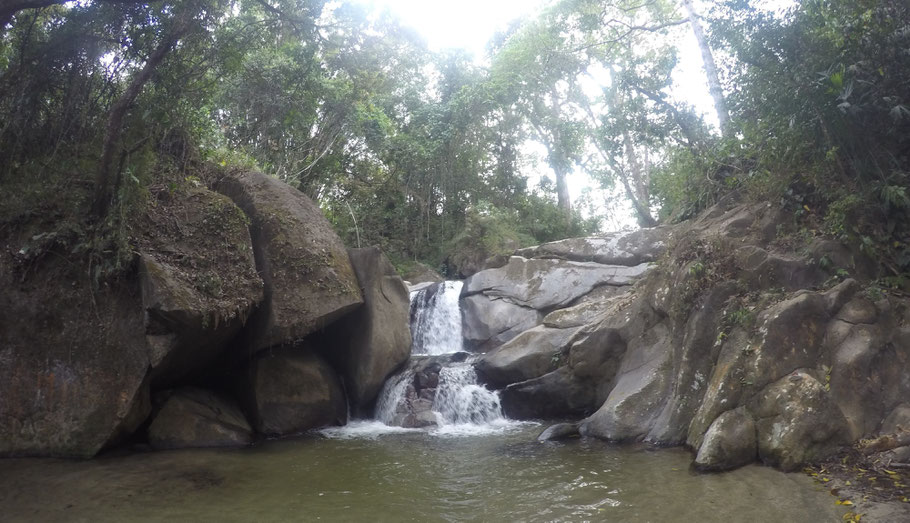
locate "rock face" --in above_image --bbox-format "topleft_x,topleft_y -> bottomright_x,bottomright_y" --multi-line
322,247 -> 411,414
461,249 -> 655,351
463,201 -> 910,473
514,227 -> 668,266
216,168 -> 363,353
0,267 -> 150,458
148,387 -> 253,450
241,348 -> 347,436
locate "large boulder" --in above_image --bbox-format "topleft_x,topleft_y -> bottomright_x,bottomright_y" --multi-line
694,408 -> 757,472
321,247 -> 411,414
579,321 -> 673,441
135,187 -> 263,385
461,256 -> 650,351
750,370 -> 850,471
0,258 -> 149,458
462,256 -> 651,311
461,294 -> 540,352
216,169 -> 362,352
401,261 -> 443,285
514,227 -> 669,265
240,348 -> 347,436
501,367 -> 597,419
148,387 -> 253,450
475,325 -> 580,388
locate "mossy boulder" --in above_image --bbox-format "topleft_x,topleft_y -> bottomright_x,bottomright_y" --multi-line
135,187 -> 263,384
215,169 -> 362,352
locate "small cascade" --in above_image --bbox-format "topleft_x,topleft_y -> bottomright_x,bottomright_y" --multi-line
433,362 -> 504,426
409,281 -> 464,355
374,369 -> 415,426
324,280 -> 526,439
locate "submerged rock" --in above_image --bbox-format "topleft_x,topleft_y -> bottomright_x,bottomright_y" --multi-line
537,422 -> 581,442
148,387 -> 253,450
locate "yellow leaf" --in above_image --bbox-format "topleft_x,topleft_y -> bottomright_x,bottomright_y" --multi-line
902,497 -> 909,503
885,470 -> 898,475
845,481 -> 852,486
822,478 -> 831,482
804,205 -> 811,212
836,500 -> 854,506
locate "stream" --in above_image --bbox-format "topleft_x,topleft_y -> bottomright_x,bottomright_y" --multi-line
0,426 -> 843,522
0,280 -> 845,521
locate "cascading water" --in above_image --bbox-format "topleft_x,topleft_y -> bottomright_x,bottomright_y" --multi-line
433,363 -> 504,426
409,281 -> 464,355
323,280 -> 525,439
364,280 -> 518,435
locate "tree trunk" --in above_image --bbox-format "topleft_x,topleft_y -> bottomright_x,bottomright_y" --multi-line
91,7 -> 195,219
622,130 -> 655,226
681,0 -> 732,137
553,162 -> 572,219
859,430 -> 910,455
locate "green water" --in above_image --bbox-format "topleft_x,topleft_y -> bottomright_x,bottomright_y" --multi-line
0,423 -> 843,522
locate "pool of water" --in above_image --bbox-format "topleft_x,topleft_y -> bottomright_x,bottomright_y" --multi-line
0,423 -> 843,522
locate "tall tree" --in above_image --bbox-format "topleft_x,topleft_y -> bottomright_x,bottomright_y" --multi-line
680,0 -> 732,136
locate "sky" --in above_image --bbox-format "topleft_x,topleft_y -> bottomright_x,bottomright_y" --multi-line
349,0 -> 793,229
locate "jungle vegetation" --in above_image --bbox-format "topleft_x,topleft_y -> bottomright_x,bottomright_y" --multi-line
0,0 -> 907,280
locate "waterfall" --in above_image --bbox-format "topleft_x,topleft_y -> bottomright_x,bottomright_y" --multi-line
409,281 -> 464,355
375,281 -> 513,433
433,362 -> 504,426
374,369 -> 415,426
323,280 -> 527,439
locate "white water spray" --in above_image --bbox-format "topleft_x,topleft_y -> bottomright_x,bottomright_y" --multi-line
433,362 -> 504,426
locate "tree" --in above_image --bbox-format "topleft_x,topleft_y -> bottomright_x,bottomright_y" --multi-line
680,0 -> 732,136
